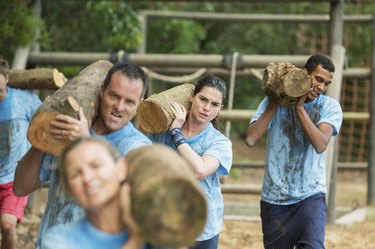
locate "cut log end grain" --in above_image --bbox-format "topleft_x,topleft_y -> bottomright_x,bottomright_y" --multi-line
126,145 -> 207,248
262,62 -> 311,106
136,100 -> 168,133
135,178 -> 206,248
27,112 -> 66,156
136,83 -> 195,134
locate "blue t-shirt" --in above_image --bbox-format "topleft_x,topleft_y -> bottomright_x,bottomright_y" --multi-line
0,87 -> 41,184
43,218 -> 129,249
250,95 -> 343,205
36,122 -> 152,249
147,122 -> 232,241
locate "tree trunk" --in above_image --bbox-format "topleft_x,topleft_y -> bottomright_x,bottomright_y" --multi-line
126,144 -> 206,248
27,60 -> 113,155
136,83 -> 195,134
9,68 -> 67,90
262,62 -> 311,106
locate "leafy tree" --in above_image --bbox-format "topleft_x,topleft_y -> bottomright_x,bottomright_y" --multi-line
0,0 -> 43,60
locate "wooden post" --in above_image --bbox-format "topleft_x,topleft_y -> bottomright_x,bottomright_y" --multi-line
367,15 -> 375,205
126,144 -> 206,248
329,0 -> 344,54
326,45 -> 346,224
27,60 -> 112,155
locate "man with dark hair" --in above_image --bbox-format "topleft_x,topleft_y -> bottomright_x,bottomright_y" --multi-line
0,57 -> 41,249
13,62 -> 151,249
245,55 -> 343,249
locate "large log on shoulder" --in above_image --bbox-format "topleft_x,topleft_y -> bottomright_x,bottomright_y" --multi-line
126,144 -> 206,248
27,60 -> 113,155
136,83 -> 195,134
9,68 -> 67,90
262,62 -> 311,106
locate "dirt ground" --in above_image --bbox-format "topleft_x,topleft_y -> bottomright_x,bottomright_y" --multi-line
13,138 -> 375,249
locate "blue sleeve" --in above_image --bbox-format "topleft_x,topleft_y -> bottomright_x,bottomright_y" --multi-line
318,98 -> 343,136
39,154 -> 55,184
204,135 -> 233,176
250,97 -> 269,125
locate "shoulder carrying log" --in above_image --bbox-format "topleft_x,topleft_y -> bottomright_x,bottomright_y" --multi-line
27,60 -> 113,155
262,62 -> 311,106
136,83 -> 195,134
126,144 -> 206,248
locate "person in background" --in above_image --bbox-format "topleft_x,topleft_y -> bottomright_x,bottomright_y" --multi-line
147,75 -> 232,249
245,55 -> 343,249
13,62 -> 151,249
0,57 -> 41,249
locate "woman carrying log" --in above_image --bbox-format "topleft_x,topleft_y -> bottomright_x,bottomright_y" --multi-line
147,75 -> 233,249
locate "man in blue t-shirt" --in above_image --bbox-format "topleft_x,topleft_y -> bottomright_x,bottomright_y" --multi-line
13,62 -> 151,249
245,55 -> 343,249
0,58 -> 41,249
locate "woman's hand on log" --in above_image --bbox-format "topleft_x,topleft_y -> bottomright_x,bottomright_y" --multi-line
50,108 -> 90,140
169,101 -> 187,130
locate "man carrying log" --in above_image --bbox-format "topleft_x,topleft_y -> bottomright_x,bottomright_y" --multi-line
13,62 -> 151,249
245,55 -> 343,249
0,57 -> 41,249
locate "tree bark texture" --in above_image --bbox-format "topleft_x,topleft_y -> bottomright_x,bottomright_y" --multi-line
27,60 -> 113,155
136,83 -> 195,134
126,144 -> 206,248
9,68 -> 67,90
262,62 -> 311,106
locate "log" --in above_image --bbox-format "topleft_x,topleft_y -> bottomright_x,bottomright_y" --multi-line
136,83 -> 195,133
126,144 -> 206,248
27,60 -> 113,155
9,68 -> 67,90
262,62 -> 311,106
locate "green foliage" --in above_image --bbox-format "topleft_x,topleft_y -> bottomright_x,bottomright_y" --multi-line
0,0 -> 44,59
41,1 -> 141,53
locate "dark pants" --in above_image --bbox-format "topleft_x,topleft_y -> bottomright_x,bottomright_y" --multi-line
189,234 -> 219,249
261,193 -> 327,249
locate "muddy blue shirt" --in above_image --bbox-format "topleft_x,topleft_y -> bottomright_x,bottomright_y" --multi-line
0,87 -> 41,184
250,95 -> 343,205
36,122 -> 151,249
147,122 -> 232,241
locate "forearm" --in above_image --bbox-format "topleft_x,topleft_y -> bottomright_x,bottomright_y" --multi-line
13,146 -> 44,196
176,144 -> 218,179
295,106 -> 331,153
245,101 -> 277,147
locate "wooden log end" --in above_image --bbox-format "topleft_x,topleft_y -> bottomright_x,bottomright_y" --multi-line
283,68 -> 311,98
53,69 -> 68,88
27,112 -> 67,156
136,100 -> 168,133
135,178 -> 206,248
67,96 -> 81,112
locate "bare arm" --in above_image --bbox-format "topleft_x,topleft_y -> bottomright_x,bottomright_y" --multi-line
13,146 -> 44,196
245,99 -> 278,147
295,101 -> 333,154
169,102 -> 220,179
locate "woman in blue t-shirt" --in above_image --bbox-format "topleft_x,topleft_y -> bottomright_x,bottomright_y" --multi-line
43,137 -> 142,249
147,75 -> 233,249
